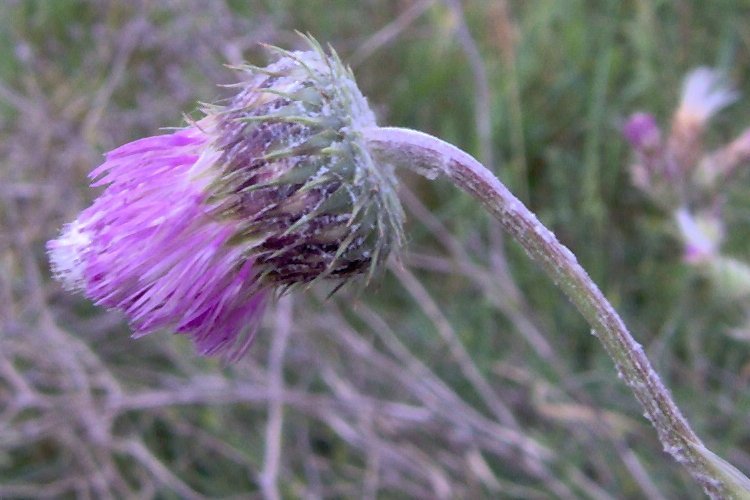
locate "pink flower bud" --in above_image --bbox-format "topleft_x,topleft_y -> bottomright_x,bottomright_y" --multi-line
623,112 -> 661,152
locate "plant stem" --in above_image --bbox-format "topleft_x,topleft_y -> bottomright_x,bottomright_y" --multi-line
364,125 -> 750,499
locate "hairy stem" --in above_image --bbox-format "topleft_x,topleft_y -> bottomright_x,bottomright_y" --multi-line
364,126 -> 750,499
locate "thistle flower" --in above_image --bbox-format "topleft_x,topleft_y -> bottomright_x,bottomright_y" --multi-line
48,38 -> 404,360
47,37 -> 750,493
623,68 -> 741,207
623,112 -> 665,195
623,112 -> 661,153
669,67 -> 738,173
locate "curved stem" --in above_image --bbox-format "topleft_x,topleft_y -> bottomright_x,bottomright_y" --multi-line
364,126 -> 750,499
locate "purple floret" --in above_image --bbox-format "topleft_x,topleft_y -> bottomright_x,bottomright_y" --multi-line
49,124 -> 268,360
623,112 -> 661,151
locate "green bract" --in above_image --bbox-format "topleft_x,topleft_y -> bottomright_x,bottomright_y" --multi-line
205,37 -> 404,292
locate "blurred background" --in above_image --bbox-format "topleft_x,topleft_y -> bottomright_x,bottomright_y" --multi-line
3,1 -> 750,498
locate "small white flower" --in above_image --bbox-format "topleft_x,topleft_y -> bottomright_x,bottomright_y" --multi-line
679,67 -> 739,123
674,206 -> 723,263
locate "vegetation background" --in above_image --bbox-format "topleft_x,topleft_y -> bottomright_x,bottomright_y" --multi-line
3,0 -> 750,498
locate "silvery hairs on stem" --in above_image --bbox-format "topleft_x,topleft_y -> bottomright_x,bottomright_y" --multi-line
48,35 -> 750,497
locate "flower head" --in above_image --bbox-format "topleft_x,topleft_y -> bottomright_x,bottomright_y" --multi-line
49,37 -> 404,360
678,67 -> 738,125
623,112 -> 661,152
668,68 -> 738,173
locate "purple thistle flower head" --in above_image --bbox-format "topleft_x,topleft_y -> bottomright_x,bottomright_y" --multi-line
48,36 -> 405,361
623,112 -> 661,152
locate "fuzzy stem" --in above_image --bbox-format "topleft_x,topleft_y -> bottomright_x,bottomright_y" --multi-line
364,126 -> 750,499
